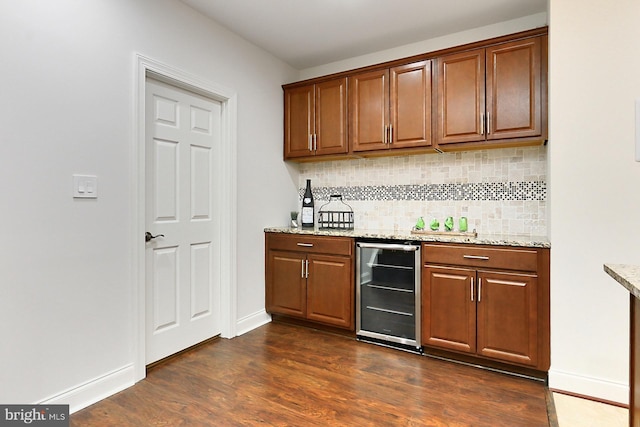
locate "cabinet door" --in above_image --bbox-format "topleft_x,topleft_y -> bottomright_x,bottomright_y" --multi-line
284,85 -> 314,159
422,265 -> 476,354
306,253 -> 354,329
266,250 -> 307,318
436,49 -> 485,145
315,78 -> 348,156
390,60 -> 432,149
486,37 -> 541,141
476,270 -> 538,366
349,69 -> 389,152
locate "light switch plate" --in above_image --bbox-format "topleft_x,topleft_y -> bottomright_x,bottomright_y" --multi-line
73,174 -> 98,198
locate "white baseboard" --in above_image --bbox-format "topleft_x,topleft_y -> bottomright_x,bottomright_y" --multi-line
549,368 -> 628,405
38,310 -> 271,415
37,311 -> 271,415
236,309 -> 271,336
39,364 -> 136,414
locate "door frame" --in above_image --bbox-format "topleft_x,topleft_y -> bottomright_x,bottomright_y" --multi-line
133,53 -> 238,381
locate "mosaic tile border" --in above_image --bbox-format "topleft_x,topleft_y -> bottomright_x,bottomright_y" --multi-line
300,181 -> 546,202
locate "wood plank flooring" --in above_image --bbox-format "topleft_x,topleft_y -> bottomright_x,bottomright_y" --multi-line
71,322 -> 552,426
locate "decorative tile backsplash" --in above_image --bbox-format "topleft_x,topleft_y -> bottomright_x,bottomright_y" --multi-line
307,181 -> 546,202
298,146 -> 548,236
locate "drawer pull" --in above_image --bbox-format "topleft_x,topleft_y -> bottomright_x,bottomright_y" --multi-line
463,255 -> 489,261
296,243 -> 314,247
478,278 -> 482,302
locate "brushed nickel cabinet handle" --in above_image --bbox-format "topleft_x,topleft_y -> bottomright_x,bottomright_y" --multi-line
296,243 -> 314,247
480,113 -> 485,135
389,124 -> 393,144
478,277 -> 482,302
305,259 -> 309,278
313,134 -> 317,151
463,255 -> 489,260
308,134 -> 313,151
487,112 -> 491,134
471,277 -> 474,302
301,259 -> 305,278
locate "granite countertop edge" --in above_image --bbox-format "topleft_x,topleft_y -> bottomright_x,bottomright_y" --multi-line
264,227 -> 551,248
604,264 -> 640,299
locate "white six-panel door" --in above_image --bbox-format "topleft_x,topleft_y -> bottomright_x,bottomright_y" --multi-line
145,77 -> 222,364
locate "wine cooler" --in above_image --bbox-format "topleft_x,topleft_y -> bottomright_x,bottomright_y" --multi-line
356,241 -> 421,351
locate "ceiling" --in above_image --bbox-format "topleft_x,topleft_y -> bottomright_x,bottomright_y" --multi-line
180,0 -> 547,69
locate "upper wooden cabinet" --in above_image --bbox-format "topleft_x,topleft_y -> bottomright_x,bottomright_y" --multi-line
284,78 -> 348,160
349,60 -> 432,152
282,28 -> 548,161
436,36 -> 544,149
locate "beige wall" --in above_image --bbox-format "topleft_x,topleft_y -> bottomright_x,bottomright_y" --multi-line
548,0 -> 640,403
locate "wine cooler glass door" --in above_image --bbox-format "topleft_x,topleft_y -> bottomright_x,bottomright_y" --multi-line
356,243 -> 420,347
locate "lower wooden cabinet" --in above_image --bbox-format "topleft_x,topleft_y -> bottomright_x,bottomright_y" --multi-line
422,243 -> 549,371
423,265 -> 538,366
422,265 -> 477,354
264,233 -> 549,372
267,250 -> 307,318
476,270 -> 538,366
265,233 -> 354,330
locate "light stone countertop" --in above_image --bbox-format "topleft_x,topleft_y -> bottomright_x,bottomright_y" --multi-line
604,264 -> 640,300
264,226 -> 551,248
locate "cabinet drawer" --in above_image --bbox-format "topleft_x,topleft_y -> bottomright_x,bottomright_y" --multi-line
422,243 -> 537,272
266,233 -> 353,256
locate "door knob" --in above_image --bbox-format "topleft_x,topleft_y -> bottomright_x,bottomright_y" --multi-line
145,232 -> 165,242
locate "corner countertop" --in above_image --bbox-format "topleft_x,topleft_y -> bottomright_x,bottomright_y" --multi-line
264,227 -> 550,248
604,264 -> 640,299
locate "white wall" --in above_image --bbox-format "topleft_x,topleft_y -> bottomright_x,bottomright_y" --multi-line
548,0 -> 640,403
298,13 -> 547,80
0,0 -> 298,410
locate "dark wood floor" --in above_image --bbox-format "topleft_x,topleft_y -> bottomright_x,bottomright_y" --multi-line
72,322 -> 554,426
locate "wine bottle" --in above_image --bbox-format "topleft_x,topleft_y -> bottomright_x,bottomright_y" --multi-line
301,179 -> 314,228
